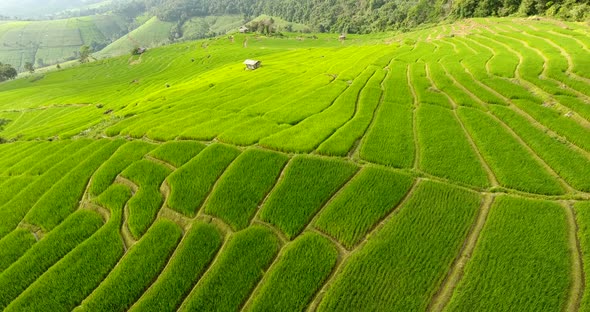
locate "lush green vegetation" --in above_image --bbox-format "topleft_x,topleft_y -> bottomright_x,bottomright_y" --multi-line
246,232 -> 339,312
4,185 -> 132,312
130,222 -> 223,312
259,155 -> 358,239
25,139 -> 124,231
576,201 -> 590,311
204,148 -> 289,230
76,220 -> 182,312
447,196 -> 570,311
0,140 -> 107,238
179,225 -> 280,311
314,167 -> 414,248
90,141 -> 156,196
319,181 -> 481,311
121,159 -> 172,238
0,210 -> 104,310
166,143 -> 240,216
417,104 -> 490,188
0,15 -> 126,71
359,60 -> 414,168
458,107 -> 565,194
0,228 -> 36,273
0,16 -> 588,312
148,140 -> 205,167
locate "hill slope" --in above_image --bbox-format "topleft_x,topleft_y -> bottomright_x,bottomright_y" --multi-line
0,15 -> 126,71
0,17 -> 589,311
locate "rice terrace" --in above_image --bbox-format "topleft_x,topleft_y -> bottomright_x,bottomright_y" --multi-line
1,0 -> 590,310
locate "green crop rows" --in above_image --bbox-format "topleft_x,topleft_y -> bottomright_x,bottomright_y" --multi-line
0,17 -> 589,311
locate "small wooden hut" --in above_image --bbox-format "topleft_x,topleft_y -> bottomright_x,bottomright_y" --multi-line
244,59 -> 261,70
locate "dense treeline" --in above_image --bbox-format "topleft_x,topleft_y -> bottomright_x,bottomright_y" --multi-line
114,0 -> 590,33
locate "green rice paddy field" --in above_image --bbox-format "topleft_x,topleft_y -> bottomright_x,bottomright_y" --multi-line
0,17 -> 589,311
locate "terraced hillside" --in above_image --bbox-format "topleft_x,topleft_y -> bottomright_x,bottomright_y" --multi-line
0,17 -> 590,311
0,15 -> 126,71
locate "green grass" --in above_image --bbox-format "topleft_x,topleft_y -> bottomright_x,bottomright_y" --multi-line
410,62 -> 453,109
167,143 -> 241,217
511,98 -> 590,153
427,62 -> 484,109
90,141 -> 156,197
4,140 -> 68,176
217,117 -> 290,146
0,141 -> 42,170
25,139 -> 93,175
359,61 -> 415,168
0,17 -> 588,312
575,201 -> 590,312
0,228 -> 37,273
458,107 -> 565,195
446,196 -> 570,311
4,186 -> 132,312
98,17 -> 174,58
318,180 -> 481,311
0,139 -> 108,238
259,67 -> 377,153
148,141 -> 206,167
0,15 -> 125,71
121,159 -> 172,238
129,222 -> 223,312
75,219 -> 182,312
314,167 -> 414,249
0,175 -> 36,207
259,155 -> 358,239
179,225 -> 280,312
0,210 -> 104,310
24,139 -> 125,231
490,105 -> 590,192
203,148 -> 289,231
417,104 -> 490,188
246,232 -> 338,312
316,69 -> 386,156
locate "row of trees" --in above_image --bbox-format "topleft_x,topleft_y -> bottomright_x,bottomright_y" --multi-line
248,18 -> 277,35
114,0 -> 590,34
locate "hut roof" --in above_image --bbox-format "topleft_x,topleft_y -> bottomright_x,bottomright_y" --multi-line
244,59 -> 260,66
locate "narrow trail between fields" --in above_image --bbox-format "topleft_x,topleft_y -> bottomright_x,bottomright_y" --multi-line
303,166 -> 362,246
452,36 -> 590,195
459,63 -> 590,165
477,32 -> 590,129
312,69 -> 377,154
177,233 -> 231,310
127,221 -> 195,311
564,202 -> 585,312
145,155 -> 177,171
350,60 -> 393,159
307,179 -> 421,312
495,30 -> 590,105
428,194 -> 495,312
424,62 -> 500,189
249,157 -> 292,227
407,64 -> 420,171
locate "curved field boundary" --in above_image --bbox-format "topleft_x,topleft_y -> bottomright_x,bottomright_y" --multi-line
565,202 -> 585,312
428,194 -> 495,312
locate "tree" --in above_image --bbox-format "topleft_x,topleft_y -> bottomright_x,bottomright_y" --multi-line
24,62 -> 34,74
0,63 -> 17,82
79,45 -> 91,63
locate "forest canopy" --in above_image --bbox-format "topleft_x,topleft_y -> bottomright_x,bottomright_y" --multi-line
118,0 -> 590,33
